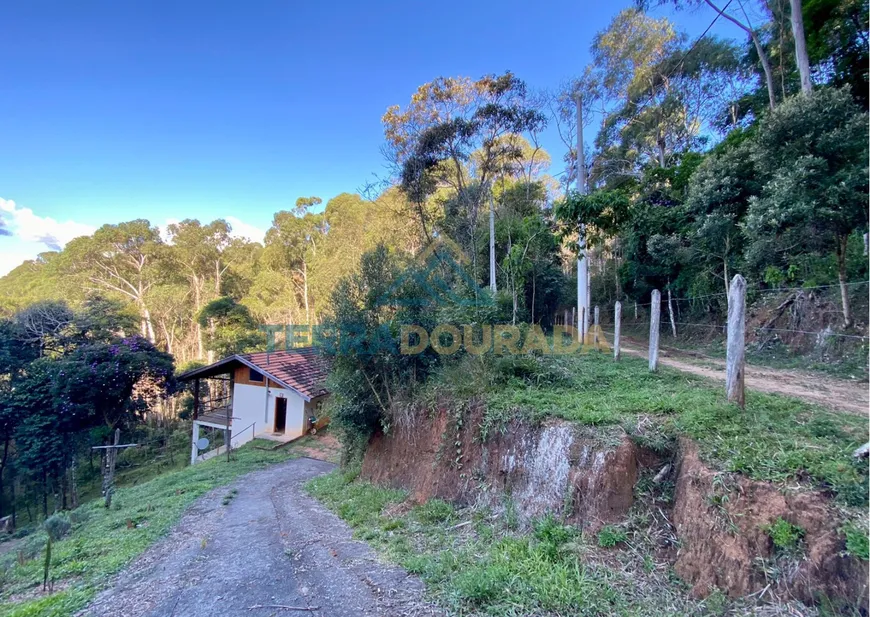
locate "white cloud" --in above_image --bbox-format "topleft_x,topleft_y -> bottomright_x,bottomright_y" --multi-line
0,198 -> 95,252
225,216 -> 266,244
0,198 -> 96,275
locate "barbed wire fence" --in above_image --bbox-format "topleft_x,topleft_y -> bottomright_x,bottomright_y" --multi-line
554,278 -> 870,396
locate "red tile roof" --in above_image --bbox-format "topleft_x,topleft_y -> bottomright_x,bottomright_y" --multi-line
242,347 -> 330,400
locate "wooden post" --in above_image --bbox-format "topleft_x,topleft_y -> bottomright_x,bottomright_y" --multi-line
614,301 -> 621,361
104,429 -> 119,508
563,309 -> 568,329
192,379 -> 200,421
634,302 -> 638,321
667,285 -> 677,338
726,274 -> 746,408
570,307 -> 575,337
593,305 -> 600,349
649,290 -> 661,372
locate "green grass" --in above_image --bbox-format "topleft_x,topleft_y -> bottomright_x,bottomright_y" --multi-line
597,525 -> 628,548
439,353 -> 868,507
842,521 -> 870,561
763,517 -> 805,553
306,471 -> 781,617
0,439 -> 310,617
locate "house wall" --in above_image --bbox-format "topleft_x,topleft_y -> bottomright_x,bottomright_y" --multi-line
231,381 -> 306,444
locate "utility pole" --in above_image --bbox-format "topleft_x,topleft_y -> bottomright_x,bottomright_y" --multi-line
574,93 -> 590,341
489,193 -> 497,293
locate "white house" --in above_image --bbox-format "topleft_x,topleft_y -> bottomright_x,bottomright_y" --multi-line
178,348 -> 330,463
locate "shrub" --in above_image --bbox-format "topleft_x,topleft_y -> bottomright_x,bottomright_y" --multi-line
764,518 -> 804,553
842,521 -> 869,561
413,499 -> 454,524
533,515 -> 575,561
597,525 -> 628,548
43,514 -> 71,542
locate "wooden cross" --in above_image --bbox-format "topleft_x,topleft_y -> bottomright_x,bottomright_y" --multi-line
91,429 -> 137,508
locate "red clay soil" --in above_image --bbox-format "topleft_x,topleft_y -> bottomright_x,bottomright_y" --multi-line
362,404 -> 642,530
362,408 -> 868,612
673,440 -> 868,608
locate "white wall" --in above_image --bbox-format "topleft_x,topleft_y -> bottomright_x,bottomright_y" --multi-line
231,383 -> 306,445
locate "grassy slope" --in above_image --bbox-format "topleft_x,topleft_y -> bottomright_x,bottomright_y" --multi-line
437,352 -> 868,506
307,469 -> 806,617
305,353 -> 868,615
0,439 -> 309,617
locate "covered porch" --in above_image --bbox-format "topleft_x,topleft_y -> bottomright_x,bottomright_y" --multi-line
179,360 -> 268,464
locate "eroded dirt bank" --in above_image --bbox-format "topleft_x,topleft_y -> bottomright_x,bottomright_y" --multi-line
361,409 -> 868,612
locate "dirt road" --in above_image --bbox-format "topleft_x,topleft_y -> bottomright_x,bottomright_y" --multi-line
618,338 -> 869,415
83,458 -> 441,617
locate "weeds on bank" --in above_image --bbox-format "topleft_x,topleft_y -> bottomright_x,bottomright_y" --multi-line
429,353 -> 867,507
0,439 -> 307,617
306,471 -> 811,617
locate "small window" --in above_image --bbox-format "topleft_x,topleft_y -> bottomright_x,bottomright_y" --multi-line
249,368 -> 264,382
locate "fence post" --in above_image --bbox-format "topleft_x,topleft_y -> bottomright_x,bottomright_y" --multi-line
667,285 -> 677,338
614,301 -> 621,360
563,309 -> 568,328
726,274 -> 746,408
593,305 -> 600,349
649,290 -> 661,372
104,428 -> 120,508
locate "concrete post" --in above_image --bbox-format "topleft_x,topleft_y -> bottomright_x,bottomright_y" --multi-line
649,290 -> 661,372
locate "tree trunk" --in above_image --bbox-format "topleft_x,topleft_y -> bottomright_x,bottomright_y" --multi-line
0,436 -> 8,518
723,257 -> 730,296
754,35 -> 779,110
789,0 -> 813,94
836,234 -> 853,327
141,305 -> 156,343
69,458 -> 78,510
667,285 -> 677,338
303,261 -> 311,326
194,277 -> 204,360
42,473 -> 48,519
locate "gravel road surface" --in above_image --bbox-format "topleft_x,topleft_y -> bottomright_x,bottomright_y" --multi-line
83,457 -> 441,617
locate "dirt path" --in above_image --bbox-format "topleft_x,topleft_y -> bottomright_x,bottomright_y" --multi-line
618,337 -> 869,415
83,458 -> 441,617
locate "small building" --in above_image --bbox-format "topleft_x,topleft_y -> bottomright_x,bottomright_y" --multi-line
178,348 -> 330,463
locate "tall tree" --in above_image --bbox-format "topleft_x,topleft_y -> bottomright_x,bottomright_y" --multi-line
263,201 -> 325,326
383,71 -> 547,261
166,219 -> 233,361
61,220 -> 164,343
746,89 -> 868,326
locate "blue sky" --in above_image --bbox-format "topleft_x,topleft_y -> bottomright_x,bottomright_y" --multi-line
0,0 -> 734,274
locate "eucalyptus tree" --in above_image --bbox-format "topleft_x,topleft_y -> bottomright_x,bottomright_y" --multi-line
165,219 -> 234,359
383,71 -> 547,269
263,198 -> 326,326
61,220 -> 164,343
641,0 -> 779,110
583,10 -> 751,181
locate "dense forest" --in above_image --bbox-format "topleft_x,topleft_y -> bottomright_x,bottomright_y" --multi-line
0,2 -> 867,517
